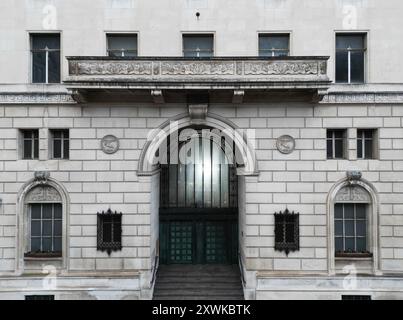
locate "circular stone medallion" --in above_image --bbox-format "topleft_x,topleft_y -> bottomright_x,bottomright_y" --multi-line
276,135 -> 295,154
101,135 -> 120,154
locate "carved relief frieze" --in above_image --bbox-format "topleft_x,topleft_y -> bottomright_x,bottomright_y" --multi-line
75,61 -> 153,75
26,186 -> 62,203
335,186 -> 371,203
160,61 -> 236,75
0,94 -> 75,104
244,61 -> 318,75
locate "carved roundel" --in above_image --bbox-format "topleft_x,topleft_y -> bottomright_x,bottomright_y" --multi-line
101,135 -> 120,154
276,135 -> 295,154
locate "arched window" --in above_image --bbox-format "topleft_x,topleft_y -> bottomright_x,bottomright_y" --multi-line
24,185 -> 63,258
328,176 -> 380,275
334,185 -> 372,257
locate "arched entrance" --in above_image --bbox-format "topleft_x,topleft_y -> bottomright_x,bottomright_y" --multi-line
158,126 -> 238,264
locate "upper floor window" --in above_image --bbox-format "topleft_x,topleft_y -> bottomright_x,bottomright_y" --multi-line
107,34 -> 138,57
31,34 -> 60,83
259,34 -> 290,57
21,129 -> 39,160
327,129 -> 346,159
50,129 -> 69,159
183,34 -> 214,57
336,34 -> 366,83
357,129 -> 377,159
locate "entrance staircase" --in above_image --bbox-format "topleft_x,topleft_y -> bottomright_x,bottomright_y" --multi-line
153,264 -> 244,300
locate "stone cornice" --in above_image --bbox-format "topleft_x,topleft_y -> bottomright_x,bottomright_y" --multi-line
321,92 -> 403,104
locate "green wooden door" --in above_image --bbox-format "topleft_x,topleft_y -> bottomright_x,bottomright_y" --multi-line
159,211 -> 238,265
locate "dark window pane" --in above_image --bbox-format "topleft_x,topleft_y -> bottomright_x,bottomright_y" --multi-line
32,52 -> 46,83
23,139 -> 32,159
334,139 -> 343,158
53,139 -> 62,158
326,130 -> 332,139
356,204 -> 366,219
365,139 -> 373,159
356,221 -> 366,237
336,35 -> 365,50
356,238 -> 366,252
345,238 -> 355,251
183,35 -> 214,57
53,131 -> 61,139
31,204 -> 42,219
344,204 -> 355,219
335,237 -> 343,252
32,35 -> 60,50
31,221 -> 41,237
350,51 -> 364,83
335,221 -> 343,236
336,51 -> 348,83
31,238 -> 41,252
345,220 -> 355,237
54,220 -> 62,236
54,203 -> 62,219
54,238 -> 62,252
42,221 -> 52,236
285,224 -> 294,243
113,222 -> 122,242
42,204 -> 53,219
108,35 -> 137,53
259,35 -> 289,57
334,130 -> 344,139
357,138 -> 363,158
24,131 -> 32,139
335,204 -> 343,219
63,139 -> 69,159
48,51 -> 60,83
33,138 -> 39,159
275,222 -> 284,243
42,237 -> 52,251
327,139 -> 333,159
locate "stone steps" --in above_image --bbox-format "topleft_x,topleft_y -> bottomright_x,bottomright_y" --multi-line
153,264 -> 244,300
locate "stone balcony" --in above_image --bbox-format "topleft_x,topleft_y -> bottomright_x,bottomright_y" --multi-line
65,56 -> 330,103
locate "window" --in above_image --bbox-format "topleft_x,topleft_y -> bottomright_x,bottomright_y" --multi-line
342,295 -> 371,301
336,34 -> 366,83
183,34 -> 214,57
26,203 -> 62,257
259,34 -> 290,57
21,130 -> 39,160
25,295 -> 55,301
335,203 -> 370,256
357,129 -> 376,159
107,34 -> 138,57
31,34 -> 60,83
274,209 -> 299,255
50,129 -> 69,159
327,129 -> 346,159
97,209 -> 122,255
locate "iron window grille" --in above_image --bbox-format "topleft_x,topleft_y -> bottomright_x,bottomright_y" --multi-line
22,130 -> 39,160
51,129 -> 69,159
274,209 -> 299,255
97,209 -> 122,255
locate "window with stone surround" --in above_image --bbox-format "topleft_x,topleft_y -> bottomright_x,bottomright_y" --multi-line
336,33 -> 366,83
31,33 -> 61,83
24,185 -> 63,258
327,129 -> 347,159
274,209 -> 299,255
50,129 -> 69,159
259,34 -> 290,57
183,34 -> 214,57
357,129 -> 377,159
21,129 -> 39,160
107,34 -> 138,57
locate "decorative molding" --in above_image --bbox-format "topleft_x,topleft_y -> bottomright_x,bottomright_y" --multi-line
335,185 -> 371,203
151,89 -> 164,104
101,135 -> 120,154
34,171 -> 50,183
0,93 -> 75,104
72,61 -> 153,75
232,90 -> 245,104
160,61 -> 235,75
244,61 -> 319,75
276,135 -> 295,154
189,104 -> 208,122
346,170 -> 362,182
321,93 -> 403,104
25,185 -> 62,203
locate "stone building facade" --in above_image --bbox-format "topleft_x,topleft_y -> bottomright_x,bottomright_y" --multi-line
0,0 -> 403,300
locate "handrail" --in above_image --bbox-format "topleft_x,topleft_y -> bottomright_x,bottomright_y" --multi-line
238,253 -> 246,287
150,255 -> 159,287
